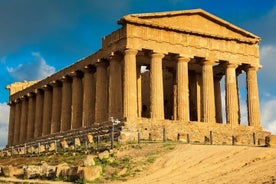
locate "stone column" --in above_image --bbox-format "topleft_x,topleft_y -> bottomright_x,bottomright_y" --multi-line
60,76 -> 72,132
225,63 -> 239,125
109,55 -> 123,119
95,61 -> 108,123
7,102 -> 15,146
150,52 -> 164,119
42,85 -> 53,136
34,89 -> 44,138
201,59 -> 216,123
50,81 -> 62,133
214,75 -> 223,123
19,96 -> 28,144
123,49 -> 138,120
26,93 -> 36,141
71,71 -> 84,129
137,66 -> 142,118
246,66 -> 261,127
82,65 -> 96,127
177,57 -> 190,121
13,100 -> 21,145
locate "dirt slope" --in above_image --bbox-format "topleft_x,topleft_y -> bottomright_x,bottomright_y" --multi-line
119,144 -> 276,184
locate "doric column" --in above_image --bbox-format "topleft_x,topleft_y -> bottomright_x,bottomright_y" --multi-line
34,89 -> 44,138
13,99 -> 21,145
137,66 -> 142,118
50,81 -> 62,133
26,93 -> 36,141
189,72 -> 201,121
123,49 -> 138,120
19,96 -> 28,144
82,65 -> 96,127
7,102 -> 15,146
225,63 -> 239,125
71,71 -> 84,129
245,65 -> 261,127
214,75 -> 223,123
42,85 -> 53,136
109,55 -> 123,119
95,61 -> 108,123
150,52 -> 164,119
60,76 -> 72,132
201,59 -> 216,123
177,56 -> 190,121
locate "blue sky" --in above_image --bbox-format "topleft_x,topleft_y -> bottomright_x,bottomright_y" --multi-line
0,0 -> 276,147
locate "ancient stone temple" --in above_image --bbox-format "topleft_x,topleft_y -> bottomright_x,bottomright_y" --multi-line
6,9 -> 270,147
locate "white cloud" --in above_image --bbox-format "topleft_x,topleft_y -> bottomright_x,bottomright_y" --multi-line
7,52 -> 55,81
261,99 -> 276,134
0,103 -> 9,148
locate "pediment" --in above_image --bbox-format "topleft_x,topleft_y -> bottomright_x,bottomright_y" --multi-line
119,9 -> 260,43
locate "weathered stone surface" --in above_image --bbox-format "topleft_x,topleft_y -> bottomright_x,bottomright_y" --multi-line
55,163 -> 70,178
265,135 -> 276,147
60,140 -> 69,149
87,134 -> 94,143
98,150 -> 109,160
48,142 -> 56,152
2,165 -> 23,177
78,166 -> 102,182
79,155 -> 96,167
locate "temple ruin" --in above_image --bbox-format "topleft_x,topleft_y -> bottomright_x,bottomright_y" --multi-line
6,9 -> 270,147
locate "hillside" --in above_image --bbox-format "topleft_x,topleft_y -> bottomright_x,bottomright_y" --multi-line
120,144 -> 276,184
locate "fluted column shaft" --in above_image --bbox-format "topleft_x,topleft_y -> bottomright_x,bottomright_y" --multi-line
42,86 -> 53,136
51,81 -> 62,133
246,66 -> 261,127
95,62 -> 108,123
201,60 -> 216,123
26,93 -> 36,141
109,55 -> 123,119
123,49 -> 138,120
8,102 -> 15,146
34,90 -> 43,138
177,57 -> 190,121
13,100 -> 21,145
71,72 -> 83,129
214,75 -> 223,123
19,97 -> 28,143
150,52 -> 164,119
60,77 -> 72,132
82,66 -> 96,127
225,64 -> 239,125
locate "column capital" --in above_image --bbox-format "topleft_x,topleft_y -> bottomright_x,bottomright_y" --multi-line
42,84 -> 53,91
226,63 -> 238,69
50,80 -> 62,87
110,53 -> 122,62
83,65 -> 96,73
96,60 -> 109,68
70,70 -> 84,78
27,92 -> 36,98
244,65 -> 259,72
34,88 -> 44,94
200,58 -> 216,65
150,52 -> 164,59
177,56 -> 190,63
60,76 -> 72,83
124,48 -> 138,56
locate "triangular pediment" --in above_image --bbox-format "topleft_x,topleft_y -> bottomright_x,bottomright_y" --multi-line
118,9 -> 260,43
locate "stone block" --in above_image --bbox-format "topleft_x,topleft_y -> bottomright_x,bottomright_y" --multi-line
87,134 -> 94,143
79,155 -> 96,167
98,150 -> 109,160
78,166 -> 102,182
60,140 -> 69,149
55,163 -> 70,178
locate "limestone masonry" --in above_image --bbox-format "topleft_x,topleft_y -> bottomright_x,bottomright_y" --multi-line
6,9 -> 270,147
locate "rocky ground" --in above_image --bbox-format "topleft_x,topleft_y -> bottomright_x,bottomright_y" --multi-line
0,142 -> 275,183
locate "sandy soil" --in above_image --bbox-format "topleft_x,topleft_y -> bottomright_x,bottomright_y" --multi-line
117,144 -> 276,184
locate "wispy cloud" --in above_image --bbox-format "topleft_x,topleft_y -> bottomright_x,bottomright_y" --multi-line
7,52 -> 55,81
261,99 -> 276,134
0,103 -> 9,148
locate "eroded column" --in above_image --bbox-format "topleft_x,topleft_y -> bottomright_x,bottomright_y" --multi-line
34,89 -> 44,138
82,66 -> 96,127
50,81 -> 62,133
71,71 -> 84,129
225,63 -> 239,125
246,66 -> 261,127
177,57 -> 190,121
26,93 -> 36,141
60,76 -> 72,132
42,85 -> 53,136
95,61 -> 108,123
7,102 -> 15,146
150,52 -> 164,119
13,99 -> 21,145
123,49 -> 138,120
214,75 -> 223,123
109,55 -> 123,119
19,96 -> 28,144
137,66 -> 142,118
201,59 -> 216,123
